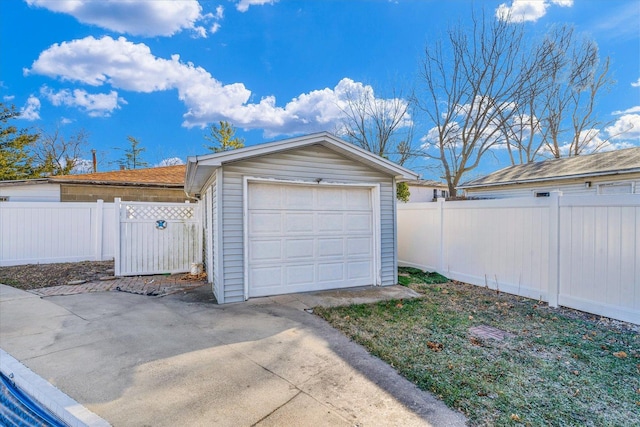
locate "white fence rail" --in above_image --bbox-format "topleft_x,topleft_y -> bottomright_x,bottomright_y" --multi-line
114,199 -> 202,276
0,201 -> 115,266
398,192 -> 640,325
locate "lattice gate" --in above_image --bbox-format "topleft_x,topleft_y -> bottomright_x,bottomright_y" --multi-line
114,199 -> 202,276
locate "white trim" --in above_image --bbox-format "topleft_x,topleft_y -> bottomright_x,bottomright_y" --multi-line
114,197 -> 121,276
243,176 -> 382,300
215,168 -> 224,304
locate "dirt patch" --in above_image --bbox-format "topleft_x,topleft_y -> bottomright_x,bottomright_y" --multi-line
0,260 -> 116,290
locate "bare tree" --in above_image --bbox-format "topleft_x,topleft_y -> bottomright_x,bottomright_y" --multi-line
416,10 -> 530,196
338,85 -> 414,165
512,25 -> 612,163
337,84 -> 415,201
32,125 -> 89,176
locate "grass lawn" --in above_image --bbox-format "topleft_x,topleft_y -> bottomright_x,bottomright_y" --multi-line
315,267 -> 639,426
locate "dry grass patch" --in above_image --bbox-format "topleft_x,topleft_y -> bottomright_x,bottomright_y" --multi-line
315,267 -> 639,426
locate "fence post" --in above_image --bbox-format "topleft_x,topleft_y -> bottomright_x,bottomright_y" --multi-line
548,190 -> 562,307
437,197 -> 445,273
94,199 -> 104,261
114,198 -> 121,276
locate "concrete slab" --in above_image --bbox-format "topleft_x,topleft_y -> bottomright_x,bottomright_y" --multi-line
249,284 -> 422,310
0,284 -> 466,427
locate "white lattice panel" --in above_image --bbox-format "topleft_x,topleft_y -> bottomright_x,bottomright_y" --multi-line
125,204 -> 195,220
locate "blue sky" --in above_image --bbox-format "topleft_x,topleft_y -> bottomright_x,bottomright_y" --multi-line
1,0 -> 639,179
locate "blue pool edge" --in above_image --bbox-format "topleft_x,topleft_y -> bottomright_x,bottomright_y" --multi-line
0,348 -> 111,427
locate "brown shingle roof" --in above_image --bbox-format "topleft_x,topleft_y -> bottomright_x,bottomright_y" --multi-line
459,147 -> 640,189
49,165 -> 186,187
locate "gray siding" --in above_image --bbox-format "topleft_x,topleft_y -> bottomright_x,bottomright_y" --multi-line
465,178 -> 640,199
219,144 -> 397,303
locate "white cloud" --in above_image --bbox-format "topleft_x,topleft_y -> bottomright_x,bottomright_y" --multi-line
18,96 -> 41,120
3,95 -> 15,102
632,78 -> 640,88
210,5 -> 224,33
605,114 -> 640,141
25,0 -> 206,37
41,86 -> 125,117
157,157 -> 185,167
236,0 -> 278,13
496,0 -> 573,23
612,106 -> 640,115
26,36 -> 407,137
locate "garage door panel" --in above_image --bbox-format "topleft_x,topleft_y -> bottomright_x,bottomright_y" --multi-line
250,240 -> 282,261
318,213 -> 344,232
317,238 -> 344,257
347,237 -> 373,256
318,263 -> 345,282
248,182 -> 375,298
285,213 -> 314,232
249,212 -> 281,234
346,188 -> 372,209
348,261 -> 373,280
285,238 -> 315,258
250,185 -> 282,209
317,187 -> 345,208
250,266 -> 282,289
285,186 -> 314,209
346,214 -> 372,231
286,264 -> 315,285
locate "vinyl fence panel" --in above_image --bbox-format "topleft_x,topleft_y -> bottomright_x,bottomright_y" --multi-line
557,195 -> 639,324
398,193 -> 640,324
0,201 -> 114,266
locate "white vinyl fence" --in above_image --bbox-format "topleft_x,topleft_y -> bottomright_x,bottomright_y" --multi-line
114,199 -> 202,276
0,200 -> 115,266
398,192 -> 640,325
1,200 -> 202,278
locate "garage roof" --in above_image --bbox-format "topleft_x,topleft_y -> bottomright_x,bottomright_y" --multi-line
185,132 -> 419,195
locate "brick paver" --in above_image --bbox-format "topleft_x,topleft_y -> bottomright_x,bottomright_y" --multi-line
29,275 -> 206,297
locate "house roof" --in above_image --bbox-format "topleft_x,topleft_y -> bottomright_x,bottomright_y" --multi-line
0,178 -> 50,187
458,147 -> 640,189
185,132 -> 419,195
48,165 -> 186,188
406,179 -> 448,188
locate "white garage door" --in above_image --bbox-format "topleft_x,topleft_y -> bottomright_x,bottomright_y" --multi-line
247,182 -> 376,297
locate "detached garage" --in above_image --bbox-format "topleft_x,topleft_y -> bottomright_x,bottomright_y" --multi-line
185,132 -> 418,304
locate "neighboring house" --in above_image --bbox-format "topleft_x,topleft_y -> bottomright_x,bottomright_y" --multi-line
0,165 -> 189,203
0,179 -> 60,202
458,147 -> 640,198
185,131 -> 418,303
406,179 -> 449,202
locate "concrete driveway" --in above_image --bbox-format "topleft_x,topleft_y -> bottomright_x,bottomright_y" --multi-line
0,284 -> 466,427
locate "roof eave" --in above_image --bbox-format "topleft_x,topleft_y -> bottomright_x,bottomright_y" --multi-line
184,132 -> 419,195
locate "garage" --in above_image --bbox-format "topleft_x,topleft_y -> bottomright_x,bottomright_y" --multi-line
184,132 -> 418,304
247,181 -> 377,297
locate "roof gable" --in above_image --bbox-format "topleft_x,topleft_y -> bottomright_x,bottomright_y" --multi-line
459,147 -> 640,189
185,132 -> 418,195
